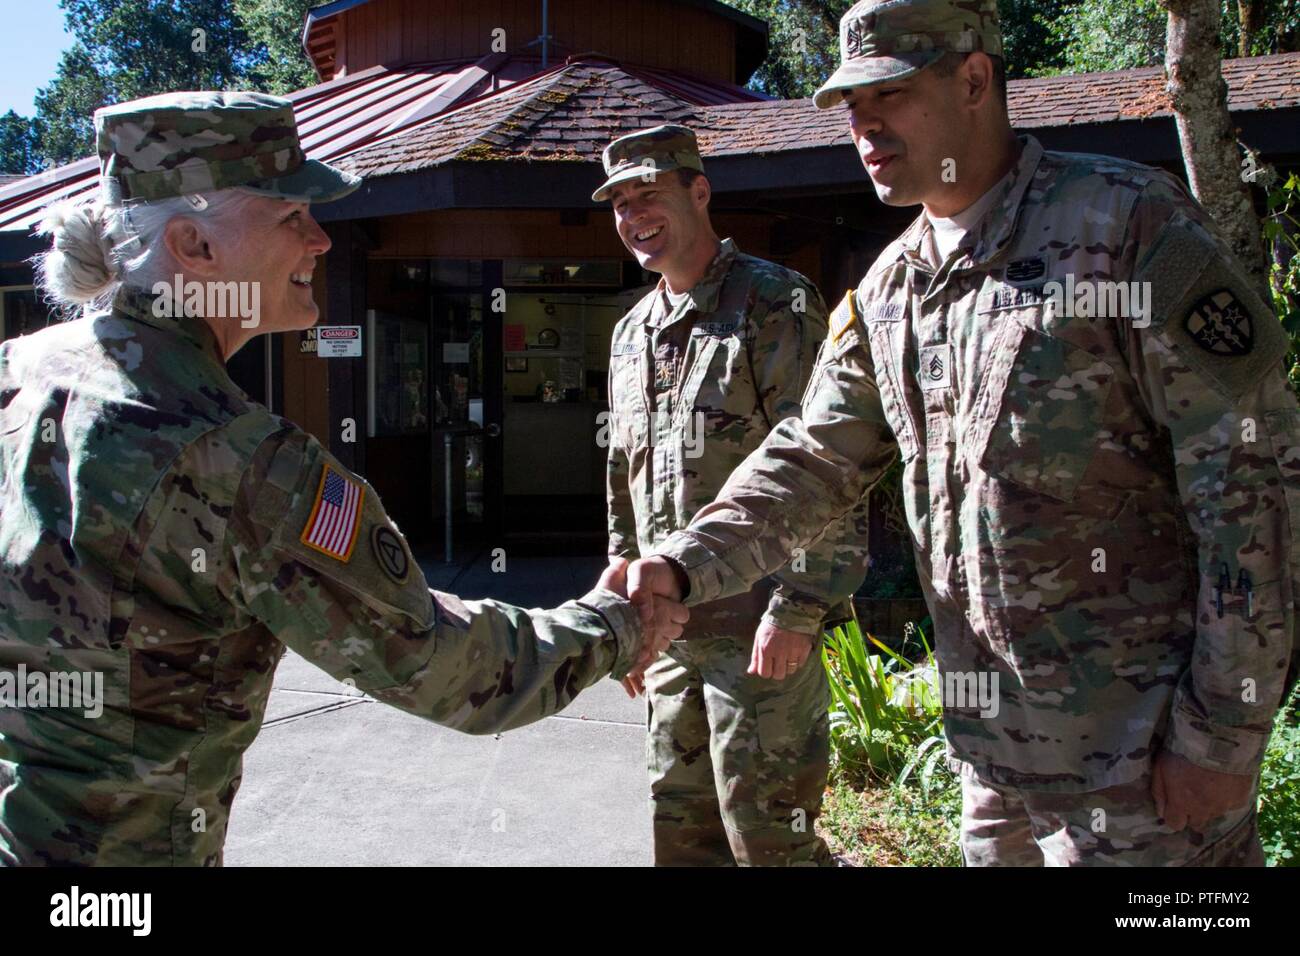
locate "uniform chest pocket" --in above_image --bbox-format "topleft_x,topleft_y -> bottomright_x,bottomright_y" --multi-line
969,319 -> 1114,503
684,335 -> 748,422
609,355 -> 647,449
864,321 -> 921,463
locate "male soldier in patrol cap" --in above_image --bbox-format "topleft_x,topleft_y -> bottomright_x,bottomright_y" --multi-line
594,125 -> 870,865
630,0 -> 1300,865
0,92 -> 687,866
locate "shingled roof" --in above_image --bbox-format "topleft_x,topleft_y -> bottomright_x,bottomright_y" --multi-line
0,53 -> 759,235
338,51 -> 1300,177
2,51 -> 1297,239
695,51 -> 1300,157
336,60 -> 709,176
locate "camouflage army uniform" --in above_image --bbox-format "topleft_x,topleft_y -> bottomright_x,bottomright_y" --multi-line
0,92 -> 649,866
658,134 -> 1299,865
607,238 -> 869,866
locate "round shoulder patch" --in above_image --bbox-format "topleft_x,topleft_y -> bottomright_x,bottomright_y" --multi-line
1184,289 -> 1254,357
371,525 -> 410,584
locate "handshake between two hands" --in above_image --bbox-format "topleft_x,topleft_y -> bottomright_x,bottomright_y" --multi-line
596,556 -> 818,699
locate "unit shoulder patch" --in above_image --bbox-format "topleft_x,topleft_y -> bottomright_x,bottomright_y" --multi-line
1184,289 -> 1254,357
371,525 -> 411,584
1136,211 -> 1289,400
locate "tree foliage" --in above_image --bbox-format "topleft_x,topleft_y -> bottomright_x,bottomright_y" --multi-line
1056,0 -> 1300,73
725,0 -> 1300,100
4,0 -> 1298,173
234,0 -> 319,95
0,112 -> 39,177
2,0 -> 319,174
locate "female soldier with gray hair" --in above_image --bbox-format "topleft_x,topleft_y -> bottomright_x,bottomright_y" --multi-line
0,92 -> 685,866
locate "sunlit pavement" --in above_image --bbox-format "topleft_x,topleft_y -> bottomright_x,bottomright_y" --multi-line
224,551 -> 651,866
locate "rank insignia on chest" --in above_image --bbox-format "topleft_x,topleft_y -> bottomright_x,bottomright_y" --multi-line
654,358 -> 677,389
918,344 -> 953,390
1006,257 -> 1047,284
1185,289 -> 1253,356
301,463 -> 365,562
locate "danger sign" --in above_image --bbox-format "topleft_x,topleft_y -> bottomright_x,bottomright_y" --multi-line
317,326 -> 362,358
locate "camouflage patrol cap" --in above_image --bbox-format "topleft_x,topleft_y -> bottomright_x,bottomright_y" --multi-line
592,125 -> 705,202
813,0 -> 1003,109
94,91 -> 361,205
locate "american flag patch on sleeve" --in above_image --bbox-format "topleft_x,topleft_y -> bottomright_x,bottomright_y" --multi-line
300,463 -> 365,562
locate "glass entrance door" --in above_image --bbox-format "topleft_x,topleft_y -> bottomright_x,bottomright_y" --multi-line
499,279 -> 639,550
429,289 -> 488,551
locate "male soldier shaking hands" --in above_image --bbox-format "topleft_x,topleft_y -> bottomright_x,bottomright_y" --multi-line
632,0 -> 1300,866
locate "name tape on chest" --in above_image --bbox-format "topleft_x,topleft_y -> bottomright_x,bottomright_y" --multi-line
611,342 -> 644,356
300,463 -> 365,562
866,302 -> 904,323
691,321 -> 741,337
978,284 -> 1044,313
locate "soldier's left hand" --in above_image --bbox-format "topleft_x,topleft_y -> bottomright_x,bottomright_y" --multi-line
749,620 -> 815,680
1151,751 -> 1255,831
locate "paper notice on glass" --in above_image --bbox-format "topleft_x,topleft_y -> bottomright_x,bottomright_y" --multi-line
558,358 -> 582,390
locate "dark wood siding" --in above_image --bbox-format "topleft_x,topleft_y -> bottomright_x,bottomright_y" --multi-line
369,208 -> 798,271
332,0 -> 742,84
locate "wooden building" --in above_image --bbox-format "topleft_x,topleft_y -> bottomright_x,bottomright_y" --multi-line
2,0 -> 1298,566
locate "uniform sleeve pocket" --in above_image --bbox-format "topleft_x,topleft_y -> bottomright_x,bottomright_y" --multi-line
972,319 -> 1114,503
1266,406 -> 1300,615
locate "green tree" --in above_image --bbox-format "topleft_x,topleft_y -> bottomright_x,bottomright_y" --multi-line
0,111 -> 38,175
31,44 -> 113,169
28,0 -> 325,169
1054,0 -> 1300,74
235,0 -> 319,94
729,0 -> 842,99
998,0 -> 1075,78
725,0 -> 1299,96
728,1 -> 1079,97
1056,0 -> 1169,73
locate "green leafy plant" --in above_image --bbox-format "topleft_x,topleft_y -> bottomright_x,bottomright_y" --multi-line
1263,170 -> 1300,388
819,621 -> 962,866
821,618 -> 944,783
1259,687 -> 1300,866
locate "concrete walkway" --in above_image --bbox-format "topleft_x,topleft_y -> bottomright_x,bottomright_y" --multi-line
224,550 -> 651,866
